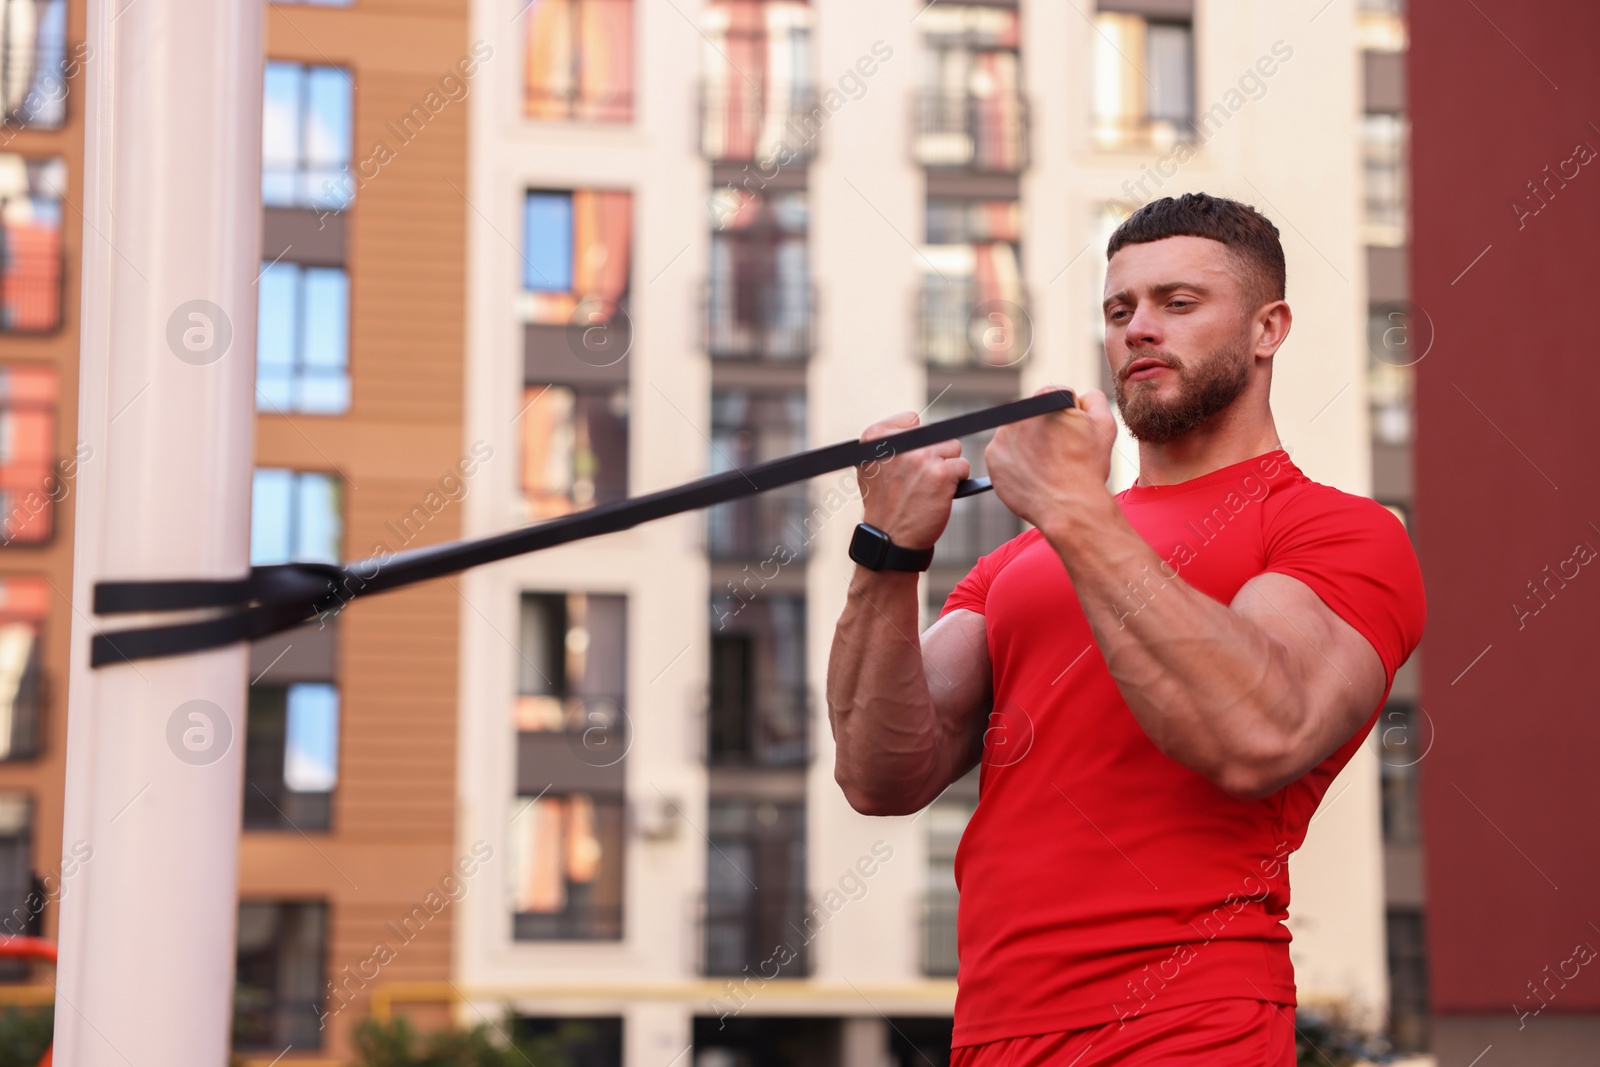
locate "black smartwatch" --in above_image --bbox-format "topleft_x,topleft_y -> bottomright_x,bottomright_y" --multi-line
849,522 -> 935,572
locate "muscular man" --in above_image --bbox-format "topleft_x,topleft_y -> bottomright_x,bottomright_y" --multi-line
827,193 -> 1425,1065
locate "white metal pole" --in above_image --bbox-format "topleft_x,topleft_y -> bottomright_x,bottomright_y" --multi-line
55,0 -> 263,1062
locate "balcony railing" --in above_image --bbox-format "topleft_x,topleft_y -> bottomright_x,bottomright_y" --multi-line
707,488 -> 814,562
700,79 -> 821,165
935,488 -> 1022,570
918,279 -> 1032,368
921,887 -> 959,977
705,684 -> 811,768
1092,113 -> 1197,152
705,276 -> 815,361
913,91 -> 1029,174
0,224 -> 64,334
700,892 -> 815,978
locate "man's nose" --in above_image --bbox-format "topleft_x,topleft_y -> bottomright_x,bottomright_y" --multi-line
1123,301 -> 1163,348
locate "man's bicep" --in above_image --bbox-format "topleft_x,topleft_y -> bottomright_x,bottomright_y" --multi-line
921,607 -> 993,778
1230,572 -> 1388,766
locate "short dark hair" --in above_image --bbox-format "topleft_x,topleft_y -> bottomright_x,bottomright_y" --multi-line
1106,193 -> 1286,312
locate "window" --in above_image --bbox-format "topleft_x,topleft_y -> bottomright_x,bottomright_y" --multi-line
513,592 -> 626,942
521,189 -> 632,322
523,0 -> 634,122
0,154 -> 64,333
251,469 -> 343,566
708,593 -> 807,767
262,62 -> 353,211
1385,907 -> 1429,1053
514,1018 -> 624,1067
234,901 -> 327,1052
700,0 -> 814,164
0,793 -> 34,978
1092,13 -> 1194,149
915,6 -> 1025,172
707,188 -> 811,360
516,592 -> 626,730
520,384 -> 628,519
0,365 -> 57,546
919,198 -> 1025,367
707,390 -> 809,560
244,683 -> 339,831
0,0 -> 67,131
923,795 -> 973,977
1368,303 -> 1414,446
703,799 -> 808,977
1362,113 -> 1407,246
0,577 -> 45,762
510,792 -> 624,940
1379,701 -> 1423,845
257,262 -> 350,415
924,393 -> 1021,567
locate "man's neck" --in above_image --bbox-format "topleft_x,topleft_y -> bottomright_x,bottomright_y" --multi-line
1134,408 -> 1284,488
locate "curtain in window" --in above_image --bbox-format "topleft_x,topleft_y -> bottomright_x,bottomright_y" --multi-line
701,1 -> 812,162
0,364 -> 55,544
572,189 -> 632,309
0,575 -> 44,762
514,795 -> 568,912
1092,13 -> 1144,148
0,154 -> 63,333
524,0 -> 634,121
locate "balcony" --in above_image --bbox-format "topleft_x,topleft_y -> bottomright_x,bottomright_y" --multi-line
700,892 -> 814,978
935,488 -> 1021,570
913,91 -> 1029,174
706,684 -> 811,769
918,279 -> 1032,368
0,0 -> 69,130
707,488 -> 814,562
700,79 -> 820,166
0,219 -> 63,334
705,276 -> 815,362
921,887 -> 959,977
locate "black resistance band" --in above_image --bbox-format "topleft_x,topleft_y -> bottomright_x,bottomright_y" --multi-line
90,388 -> 1076,667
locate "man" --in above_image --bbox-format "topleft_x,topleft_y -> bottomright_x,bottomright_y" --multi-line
827,193 -> 1425,1065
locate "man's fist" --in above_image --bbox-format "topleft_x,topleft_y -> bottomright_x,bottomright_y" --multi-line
986,386 -> 1116,538
856,411 -> 971,551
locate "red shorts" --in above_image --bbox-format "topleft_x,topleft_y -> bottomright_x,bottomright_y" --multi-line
949,998 -> 1297,1067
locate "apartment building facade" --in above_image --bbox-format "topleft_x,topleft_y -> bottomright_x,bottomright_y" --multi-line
236,0 -> 474,1061
0,0 -> 86,1001
452,1 -> 1396,1065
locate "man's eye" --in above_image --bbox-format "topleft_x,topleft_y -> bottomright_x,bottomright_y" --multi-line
1169,300 -> 1193,309
1109,310 -> 1129,321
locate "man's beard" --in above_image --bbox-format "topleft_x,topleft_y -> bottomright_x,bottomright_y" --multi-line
1113,335 -> 1253,444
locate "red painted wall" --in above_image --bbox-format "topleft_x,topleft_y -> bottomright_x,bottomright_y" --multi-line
1412,0 -> 1600,1017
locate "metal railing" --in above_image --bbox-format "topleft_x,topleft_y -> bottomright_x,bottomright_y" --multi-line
936,489 -> 1022,570
921,888 -> 960,977
700,892 -> 815,978
913,90 -> 1029,174
707,488 -> 815,562
917,279 -> 1032,369
704,276 -> 815,361
705,684 -> 811,768
0,227 -> 64,334
700,79 -> 821,165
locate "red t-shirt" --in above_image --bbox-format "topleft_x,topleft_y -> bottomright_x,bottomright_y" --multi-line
937,449 -> 1426,1046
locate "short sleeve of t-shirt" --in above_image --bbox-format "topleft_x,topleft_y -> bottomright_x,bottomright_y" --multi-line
1259,486 -> 1426,689
938,531 -> 1037,620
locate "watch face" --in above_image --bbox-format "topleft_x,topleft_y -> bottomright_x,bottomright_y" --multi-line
850,523 -> 889,569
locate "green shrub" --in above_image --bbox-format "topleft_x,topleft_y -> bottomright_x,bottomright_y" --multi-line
352,1014 -> 577,1067
0,1005 -> 53,1067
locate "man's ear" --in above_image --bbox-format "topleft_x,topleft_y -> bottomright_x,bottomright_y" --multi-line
1255,300 -> 1292,360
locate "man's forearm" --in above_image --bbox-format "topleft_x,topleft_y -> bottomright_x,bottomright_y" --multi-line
1041,496 -> 1303,791
826,568 -> 944,814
